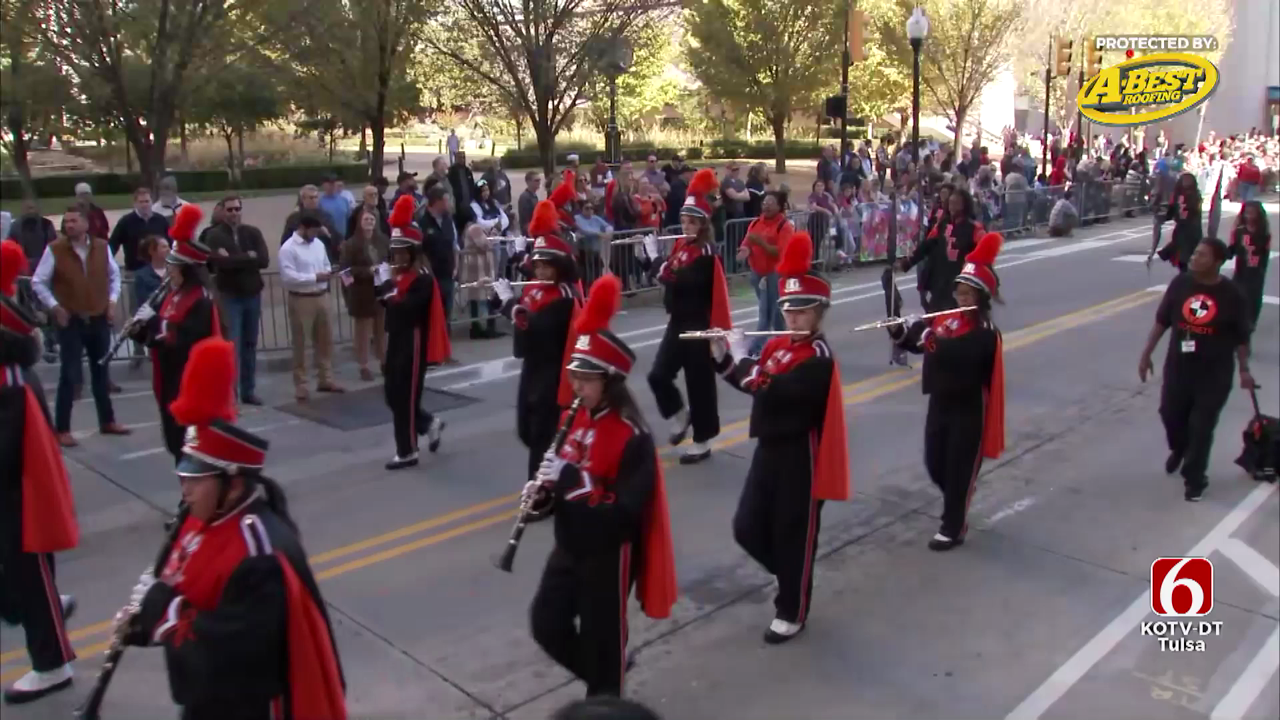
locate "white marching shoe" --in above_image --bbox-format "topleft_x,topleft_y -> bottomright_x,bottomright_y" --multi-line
386,452 -> 420,470
427,417 -> 445,453
3,664 -> 73,705
679,441 -> 711,465
764,618 -> 805,645
668,409 -> 690,445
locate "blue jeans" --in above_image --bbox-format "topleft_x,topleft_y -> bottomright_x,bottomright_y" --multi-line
55,314 -> 115,432
221,294 -> 262,397
437,277 -> 456,323
749,270 -> 784,355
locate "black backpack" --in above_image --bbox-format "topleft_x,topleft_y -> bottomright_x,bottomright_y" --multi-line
1235,388 -> 1278,483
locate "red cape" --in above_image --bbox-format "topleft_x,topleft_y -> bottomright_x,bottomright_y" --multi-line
278,552 -> 347,719
982,334 -> 1006,459
638,455 -> 678,619
427,276 -> 452,364
22,385 -> 79,553
711,257 -> 732,331
556,295 -> 583,408
813,365 -> 851,502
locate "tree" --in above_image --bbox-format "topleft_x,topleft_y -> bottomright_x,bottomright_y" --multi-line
684,0 -> 841,172
581,21 -> 681,137
187,61 -> 282,181
425,0 -> 669,178
877,0 -> 1026,151
252,0 -> 429,181
0,0 -> 76,196
41,0 -> 234,189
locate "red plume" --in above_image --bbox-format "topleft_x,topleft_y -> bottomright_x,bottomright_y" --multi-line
687,168 -> 719,197
968,231 -> 1004,267
1,239 -> 28,296
168,337 -> 237,427
169,203 -> 203,243
528,200 -> 561,238
389,194 -> 416,229
776,231 -> 814,276
575,274 -> 621,335
549,173 -> 578,207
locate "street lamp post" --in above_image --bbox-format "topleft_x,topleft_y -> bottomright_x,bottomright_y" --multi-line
600,37 -> 633,166
906,7 -> 928,170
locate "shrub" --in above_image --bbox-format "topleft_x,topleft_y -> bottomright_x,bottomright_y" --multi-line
0,163 -> 369,200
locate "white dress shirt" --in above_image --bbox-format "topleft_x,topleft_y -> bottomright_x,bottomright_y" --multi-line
278,233 -> 332,293
32,237 -> 122,310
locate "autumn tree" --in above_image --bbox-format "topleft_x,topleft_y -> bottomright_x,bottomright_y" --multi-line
0,0 -> 75,196
425,0 -> 668,178
877,0 -> 1026,151
187,60 -> 283,180
684,0 -> 841,173
581,21 -> 681,137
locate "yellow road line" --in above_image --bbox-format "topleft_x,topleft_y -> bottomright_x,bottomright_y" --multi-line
0,287 -> 1158,676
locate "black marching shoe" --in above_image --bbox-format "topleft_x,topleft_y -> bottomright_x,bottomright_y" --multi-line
1165,451 -> 1184,475
763,618 -> 805,645
928,533 -> 965,552
426,417 -> 445,453
386,453 -> 420,470
3,665 -> 73,705
668,410 -> 691,446
1185,481 -> 1207,502
61,595 -> 76,622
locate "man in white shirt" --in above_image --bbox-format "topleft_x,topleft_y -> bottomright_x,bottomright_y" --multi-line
31,207 -> 132,445
154,175 -> 187,218
279,215 -> 345,401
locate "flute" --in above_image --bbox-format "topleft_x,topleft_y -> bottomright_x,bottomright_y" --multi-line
610,233 -> 690,245
678,330 -> 811,340
457,279 -> 553,289
851,306 -> 976,332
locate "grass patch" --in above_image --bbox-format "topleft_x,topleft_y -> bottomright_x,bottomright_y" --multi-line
1,188 -> 288,216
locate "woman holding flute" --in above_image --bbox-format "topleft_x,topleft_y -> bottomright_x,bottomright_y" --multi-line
887,231 -> 1006,551
707,231 -> 850,644
648,168 -> 732,464
494,200 -> 584,488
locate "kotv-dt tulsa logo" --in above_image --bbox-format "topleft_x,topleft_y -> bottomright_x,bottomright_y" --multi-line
1143,557 -> 1220,652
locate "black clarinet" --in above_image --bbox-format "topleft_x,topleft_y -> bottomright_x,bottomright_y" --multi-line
494,397 -> 583,572
75,503 -> 189,720
100,277 -> 171,366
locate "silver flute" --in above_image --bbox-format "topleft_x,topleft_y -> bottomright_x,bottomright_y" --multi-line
851,306 -> 977,332
610,233 -> 689,246
457,279 -> 553,289
678,330 -> 812,340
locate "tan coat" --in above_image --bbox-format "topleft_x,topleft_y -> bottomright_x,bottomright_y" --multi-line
457,224 -> 496,304
339,230 -> 390,318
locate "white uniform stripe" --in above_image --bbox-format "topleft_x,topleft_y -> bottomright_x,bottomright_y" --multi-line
152,596 -> 185,645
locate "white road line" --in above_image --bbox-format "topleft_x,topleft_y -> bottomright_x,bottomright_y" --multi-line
1116,251 -> 1279,263
1217,538 -> 1280,597
1265,296 -> 1279,306
1024,240 -> 1115,258
984,497 -> 1038,526
1005,482 -> 1279,720
117,420 -> 300,461
1210,626 -> 1280,720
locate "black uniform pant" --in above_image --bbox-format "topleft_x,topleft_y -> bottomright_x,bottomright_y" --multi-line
386,357 -> 436,458
1234,274 -> 1264,330
733,439 -> 824,624
530,545 -> 633,697
924,393 -> 986,540
1160,371 -> 1232,489
523,403 -> 561,482
0,549 -> 76,672
648,325 -> 719,443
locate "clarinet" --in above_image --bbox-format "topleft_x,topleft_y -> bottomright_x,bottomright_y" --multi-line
100,277 -> 172,366
75,503 -> 189,720
494,397 -> 584,572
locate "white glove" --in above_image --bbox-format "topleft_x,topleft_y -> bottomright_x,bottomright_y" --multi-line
521,479 -> 547,505
130,571 -> 156,608
132,304 -> 156,324
513,236 -> 529,253
493,278 -> 514,302
537,452 -> 566,484
726,328 -> 747,362
903,314 -> 921,327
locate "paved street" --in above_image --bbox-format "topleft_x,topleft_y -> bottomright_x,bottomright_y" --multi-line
3,206 -> 1278,720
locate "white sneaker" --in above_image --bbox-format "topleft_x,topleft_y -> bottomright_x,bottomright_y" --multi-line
385,452 -> 420,470
427,418 -> 445,453
678,441 -> 711,465
668,409 -> 690,445
3,664 -> 73,704
764,618 -> 804,644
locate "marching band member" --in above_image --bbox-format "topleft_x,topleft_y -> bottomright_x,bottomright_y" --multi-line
648,168 -> 732,463
1,240 -> 80,704
495,199 -> 583,485
1154,172 -> 1203,272
888,231 -> 1005,550
1227,201 -> 1271,329
895,187 -> 984,312
380,196 -> 451,470
708,232 -> 849,644
127,204 -> 221,463
121,337 -> 347,718
526,274 -> 677,699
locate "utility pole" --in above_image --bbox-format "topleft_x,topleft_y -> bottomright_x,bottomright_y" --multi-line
839,0 -> 852,171
1042,40 -> 1052,177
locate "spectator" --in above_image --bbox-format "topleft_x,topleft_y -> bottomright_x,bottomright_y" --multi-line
481,157 -> 513,209
589,154 -> 613,199
392,171 -> 422,206
279,214 -> 344,401
154,175 -> 187,218
608,164 -> 638,231
373,175 -> 392,216
634,179 -> 666,230
421,185 -> 459,327
470,180 -> 510,236
1235,155 -> 1262,203
736,189 -> 793,356
565,153 -> 581,174
448,151 -> 477,231
806,179 -> 837,240
318,174 -> 353,242
642,154 -> 666,193
720,161 -> 749,220
663,165 -> 694,229
197,200 -> 228,246
422,157 -> 454,211
74,182 -> 111,241
835,180 -> 860,265
1049,188 -> 1079,236
573,201 -> 613,283
335,178 -> 356,207
744,163 -> 768,218
519,171 -> 543,236
205,194 -> 269,404
817,144 -> 838,188
109,187 -> 170,273
132,235 -> 169,314
458,223 -> 500,339
660,153 -> 686,187
280,184 -> 340,261
339,208 -> 389,380
7,199 -> 55,272
349,184 -> 391,237
31,206 -> 131,445
446,128 -> 460,165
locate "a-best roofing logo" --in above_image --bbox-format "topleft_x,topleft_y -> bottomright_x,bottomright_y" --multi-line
1077,36 -> 1220,127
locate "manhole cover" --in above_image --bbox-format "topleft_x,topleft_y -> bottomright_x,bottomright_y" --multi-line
275,386 -> 480,431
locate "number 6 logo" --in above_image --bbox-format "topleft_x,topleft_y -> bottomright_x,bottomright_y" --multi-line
1150,557 -> 1214,617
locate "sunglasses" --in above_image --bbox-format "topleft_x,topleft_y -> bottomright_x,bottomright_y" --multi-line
225,206 -> 243,212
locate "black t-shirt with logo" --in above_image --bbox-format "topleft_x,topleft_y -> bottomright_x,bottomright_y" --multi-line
1155,273 -> 1249,379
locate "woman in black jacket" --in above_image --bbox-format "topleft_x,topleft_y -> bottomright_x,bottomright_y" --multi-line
896,187 -> 984,312
1155,172 -> 1203,272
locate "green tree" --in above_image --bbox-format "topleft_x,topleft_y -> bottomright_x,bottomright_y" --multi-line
424,0 -> 669,178
684,0 -> 841,172
0,0 -> 76,196
187,61 -> 283,181
582,21 -> 681,136
877,0 -> 1026,151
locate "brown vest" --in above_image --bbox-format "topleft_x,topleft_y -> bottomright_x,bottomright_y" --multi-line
49,235 -> 110,317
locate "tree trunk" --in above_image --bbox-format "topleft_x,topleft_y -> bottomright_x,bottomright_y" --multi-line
125,139 -> 133,174
236,127 -> 246,171
223,131 -> 236,184
359,124 -> 368,162
328,132 -> 335,164
534,121 -> 556,181
371,81 -> 388,180
952,108 -> 967,157
5,116 -> 35,200
371,120 -> 386,182
771,113 -> 786,175
514,110 -> 524,151
179,115 -> 189,166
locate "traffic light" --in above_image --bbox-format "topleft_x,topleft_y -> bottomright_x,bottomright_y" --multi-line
849,9 -> 870,62
1054,36 -> 1074,77
1085,40 -> 1104,78
825,95 -> 847,120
